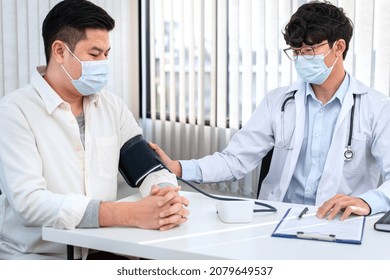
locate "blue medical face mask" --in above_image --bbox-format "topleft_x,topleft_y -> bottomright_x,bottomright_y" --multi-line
294,47 -> 338,85
61,44 -> 109,96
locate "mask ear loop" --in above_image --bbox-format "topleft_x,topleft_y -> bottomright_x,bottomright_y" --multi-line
63,44 -> 82,64
324,41 -> 339,68
61,64 -> 75,81
61,44 -> 82,82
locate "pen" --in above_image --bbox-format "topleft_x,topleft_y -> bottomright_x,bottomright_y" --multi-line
297,207 -> 308,220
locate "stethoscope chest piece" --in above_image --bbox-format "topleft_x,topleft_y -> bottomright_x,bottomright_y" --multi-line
344,147 -> 354,161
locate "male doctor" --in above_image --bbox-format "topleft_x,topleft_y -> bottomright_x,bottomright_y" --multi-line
152,1 -> 390,221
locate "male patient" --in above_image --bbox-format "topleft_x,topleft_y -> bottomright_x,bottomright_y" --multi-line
0,0 -> 188,260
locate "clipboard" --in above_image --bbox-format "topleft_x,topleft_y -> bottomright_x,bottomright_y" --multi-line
272,207 -> 365,244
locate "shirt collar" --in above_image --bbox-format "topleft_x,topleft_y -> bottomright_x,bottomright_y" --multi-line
31,66 -> 100,114
304,73 -> 350,105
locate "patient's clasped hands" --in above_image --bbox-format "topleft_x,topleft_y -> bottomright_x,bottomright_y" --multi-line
99,185 -> 189,231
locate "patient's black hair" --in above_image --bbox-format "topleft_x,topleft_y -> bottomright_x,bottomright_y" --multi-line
42,0 -> 115,64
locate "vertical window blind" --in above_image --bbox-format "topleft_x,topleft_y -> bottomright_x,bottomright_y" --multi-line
145,0 -> 390,127
142,0 -> 390,197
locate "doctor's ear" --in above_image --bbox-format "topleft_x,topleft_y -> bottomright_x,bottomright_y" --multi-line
333,39 -> 346,58
51,40 -> 67,64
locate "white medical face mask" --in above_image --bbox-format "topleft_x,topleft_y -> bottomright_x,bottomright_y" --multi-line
61,44 -> 109,95
294,47 -> 339,85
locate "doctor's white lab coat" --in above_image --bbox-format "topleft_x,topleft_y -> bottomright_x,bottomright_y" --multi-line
197,75 -> 390,213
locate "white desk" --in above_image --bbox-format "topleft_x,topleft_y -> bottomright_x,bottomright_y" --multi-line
42,191 -> 390,260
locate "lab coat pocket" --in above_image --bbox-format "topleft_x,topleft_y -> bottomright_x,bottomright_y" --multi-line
343,132 -> 368,175
95,136 -> 119,180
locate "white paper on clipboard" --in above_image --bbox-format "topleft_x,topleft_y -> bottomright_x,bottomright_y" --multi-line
272,207 -> 365,244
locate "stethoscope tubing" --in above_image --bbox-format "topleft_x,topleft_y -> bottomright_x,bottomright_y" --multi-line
279,91 -> 356,161
156,158 -> 278,213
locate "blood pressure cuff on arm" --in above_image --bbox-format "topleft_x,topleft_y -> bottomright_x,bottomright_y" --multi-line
119,135 -> 164,188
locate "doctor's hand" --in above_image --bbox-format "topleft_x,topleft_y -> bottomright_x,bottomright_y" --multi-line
316,194 -> 371,221
149,142 -> 183,177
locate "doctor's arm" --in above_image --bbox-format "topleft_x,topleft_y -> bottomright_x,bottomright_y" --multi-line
150,96 -> 276,183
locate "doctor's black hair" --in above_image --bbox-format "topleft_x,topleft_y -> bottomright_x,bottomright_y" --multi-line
42,0 -> 115,65
283,0 -> 353,60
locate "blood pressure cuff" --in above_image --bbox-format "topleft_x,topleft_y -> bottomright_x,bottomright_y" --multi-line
119,135 -> 164,188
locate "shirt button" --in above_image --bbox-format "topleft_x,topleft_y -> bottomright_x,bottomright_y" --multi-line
75,146 -> 82,151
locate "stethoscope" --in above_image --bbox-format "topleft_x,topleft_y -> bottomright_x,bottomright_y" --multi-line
344,94 -> 356,161
271,91 -> 296,150
277,91 -> 357,161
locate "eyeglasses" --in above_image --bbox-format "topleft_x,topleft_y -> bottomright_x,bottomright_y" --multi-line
283,41 -> 331,61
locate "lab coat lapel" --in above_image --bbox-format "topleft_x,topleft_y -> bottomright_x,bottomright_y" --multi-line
333,91 -> 354,134
279,85 -> 306,193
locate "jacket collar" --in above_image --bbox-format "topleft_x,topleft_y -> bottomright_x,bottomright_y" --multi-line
283,78 -> 305,96
346,74 -> 370,95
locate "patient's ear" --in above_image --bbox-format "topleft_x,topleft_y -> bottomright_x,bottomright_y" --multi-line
51,40 -> 66,64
